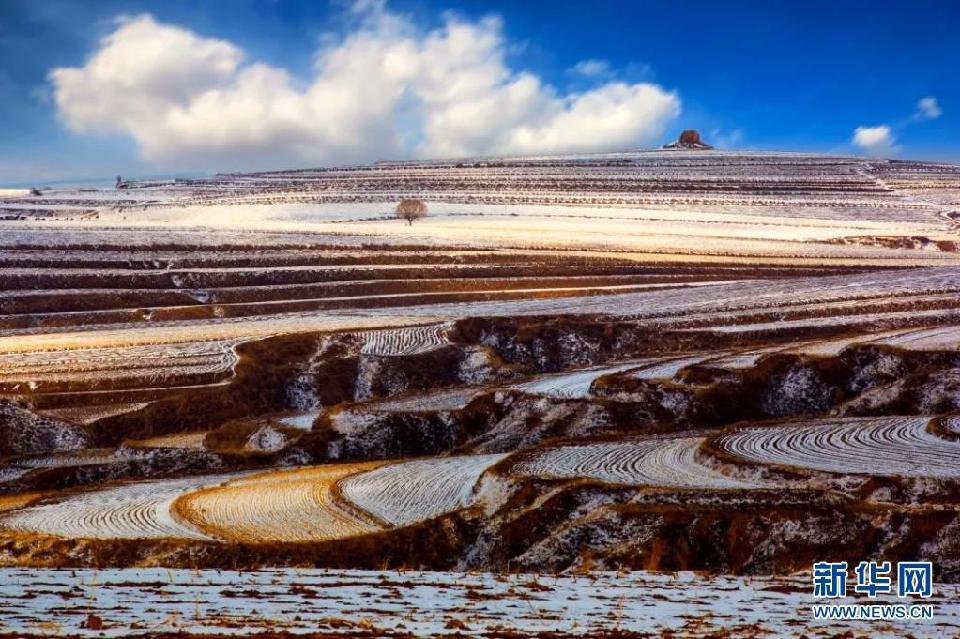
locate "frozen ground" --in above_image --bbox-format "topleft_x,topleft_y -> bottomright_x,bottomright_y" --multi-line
0,568 -> 956,637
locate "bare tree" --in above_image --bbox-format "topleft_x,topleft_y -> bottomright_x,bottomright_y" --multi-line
394,198 -> 428,225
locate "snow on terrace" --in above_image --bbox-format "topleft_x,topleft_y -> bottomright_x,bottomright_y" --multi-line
717,416 -> 960,478
0,339 -> 242,394
37,402 -> 150,425
343,265 -> 960,331
683,306 -> 960,335
357,323 -> 452,356
339,454 -> 507,527
873,324 -> 960,351
365,386 -> 482,412
511,359 -> 656,398
728,326 -> 944,360
0,314 -> 428,353
2,227 -> 958,272
508,355 -> 717,398
3,266 -> 960,358
360,354 -> 716,412
93,200 -> 945,239
0,189 -> 30,198
67,211 -> 960,262
278,411 -> 320,430
4,187 -> 959,261
0,474 -> 243,540
703,332 -> 920,369
658,291 -> 959,330
0,267 -> 951,358
625,355 -> 714,380
173,463 -> 385,543
511,435 -> 758,489
0,340 -> 237,367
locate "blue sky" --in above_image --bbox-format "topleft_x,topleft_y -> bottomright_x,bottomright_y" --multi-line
1,0 -> 957,184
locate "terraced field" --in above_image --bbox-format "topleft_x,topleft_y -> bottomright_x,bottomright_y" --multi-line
357,323 -> 452,356
511,436 -> 757,489
874,324 -> 960,350
126,431 -> 208,449
174,463 -> 385,543
1,148 -> 960,590
511,359 -> 655,397
716,416 -> 960,478
339,454 -> 507,526
0,475 -> 239,540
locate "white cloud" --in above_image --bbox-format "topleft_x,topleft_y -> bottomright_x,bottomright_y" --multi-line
915,96 -> 942,120
569,59 -> 612,78
852,125 -> 899,157
49,6 -> 680,170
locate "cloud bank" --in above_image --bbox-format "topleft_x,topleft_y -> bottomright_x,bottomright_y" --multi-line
49,4 -> 680,170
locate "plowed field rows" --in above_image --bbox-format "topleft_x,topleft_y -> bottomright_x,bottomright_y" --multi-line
358,323 -> 451,356
716,416 -> 960,477
175,464 -> 384,543
511,436 -> 756,489
1,475 -> 241,540
512,359 -> 654,398
339,454 -> 507,526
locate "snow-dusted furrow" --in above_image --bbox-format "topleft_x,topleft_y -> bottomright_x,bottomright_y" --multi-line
873,324 -> 960,351
511,437 -> 756,489
5,267 -> 960,357
0,313 -> 423,354
277,410 -> 320,430
788,328 -> 919,357
369,387 -> 480,412
339,454 -> 507,526
0,353 -> 230,378
0,475 -> 239,540
513,359 -> 654,398
626,355 -> 711,380
717,416 -> 960,477
126,431 -> 208,450
358,323 -> 451,356
710,346 -> 789,370
13,449 -> 131,469
37,402 -> 150,425
175,464 -> 384,543
0,340 -> 235,370
0,358 -> 232,385
659,292 -> 955,330
683,306 -> 960,335
709,329 -> 916,369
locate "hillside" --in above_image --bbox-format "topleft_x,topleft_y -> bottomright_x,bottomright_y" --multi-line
1,149 -> 960,582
